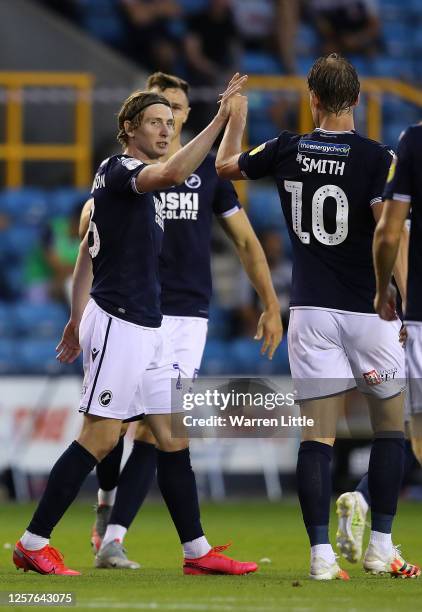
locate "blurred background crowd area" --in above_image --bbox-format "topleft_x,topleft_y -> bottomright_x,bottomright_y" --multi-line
0,0 -> 422,378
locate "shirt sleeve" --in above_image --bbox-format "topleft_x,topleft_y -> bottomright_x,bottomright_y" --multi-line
369,146 -> 395,207
212,178 -> 242,218
106,156 -> 147,195
383,128 -> 413,203
238,137 -> 281,180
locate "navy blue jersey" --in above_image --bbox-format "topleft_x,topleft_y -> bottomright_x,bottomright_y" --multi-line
383,124 -> 422,322
89,154 -> 164,327
159,154 -> 241,318
239,129 -> 393,313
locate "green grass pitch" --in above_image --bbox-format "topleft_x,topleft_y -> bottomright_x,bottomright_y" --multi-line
0,500 -> 421,611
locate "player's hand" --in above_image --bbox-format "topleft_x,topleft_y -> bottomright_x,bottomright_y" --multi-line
254,306 -> 283,360
217,73 -> 248,122
399,324 -> 408,347
56,320 -> 81,364
229,94 -> 248,124
374,283 -> 398,321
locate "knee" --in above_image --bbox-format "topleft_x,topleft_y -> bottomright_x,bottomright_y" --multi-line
134,421 -> 156,445
156,436 -> 189,453
77,431 -> 120,462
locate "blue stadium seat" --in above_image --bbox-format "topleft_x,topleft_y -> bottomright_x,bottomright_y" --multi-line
178,0 -> 208,13
296,57 -> 315,76
17,339 -> 63,374
201,339 -> 233,375
0,189 -> 48,225
382,23 -> 413,57
247,186 -> 285,232
14,302 -> 68,339
0,302 -> 16,338
383,97 -> 419,125
382,0 -> 405,21
241,52 -> 282,75
48,188 -> 90,217
229,338 -> 263,375
207,303 -> 232,340
78,0 -> 125,45
383,122 -> 406,149
2,226 -> 40,258
371,57 -> 413,81
296,24 -> 318,57
0,339 -> 18,374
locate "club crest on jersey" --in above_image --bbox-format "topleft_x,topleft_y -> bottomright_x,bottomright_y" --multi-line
298,140 -> 350,157
120,157 -> 143,170
185,174 -> 201,189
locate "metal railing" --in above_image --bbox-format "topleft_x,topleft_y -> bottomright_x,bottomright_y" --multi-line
0,72 -> 93,188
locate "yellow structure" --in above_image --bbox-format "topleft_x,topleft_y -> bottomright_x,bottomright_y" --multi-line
0,72 -> 93,188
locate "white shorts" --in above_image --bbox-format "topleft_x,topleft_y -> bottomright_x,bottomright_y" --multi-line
405,324 -> 422,415
288,308 -> 405,401
161,315 -> 208,381
79,300 -> 181,419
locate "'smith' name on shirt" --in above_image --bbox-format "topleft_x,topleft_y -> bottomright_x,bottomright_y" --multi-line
183,415 -> 315,428
297,153 -> 345,176
160,191 -> 199,220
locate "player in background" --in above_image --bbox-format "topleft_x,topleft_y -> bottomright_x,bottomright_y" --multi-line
13,75 -> 259,576
81,72 -> 282,569
216,54 -> 420,580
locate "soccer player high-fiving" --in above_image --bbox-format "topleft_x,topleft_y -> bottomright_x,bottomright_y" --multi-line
216,54 -> 420,580
13,74 -> 258,576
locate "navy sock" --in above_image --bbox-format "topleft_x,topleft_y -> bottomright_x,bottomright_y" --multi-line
356,473 -> 370,506
96,435 -> 124,493
356,439 -> 415,507
28,441 -> 97,538
109,441 -> 156,529
296,440 -> 333,546
156,448 -> 203,544
368,432 -> 405,533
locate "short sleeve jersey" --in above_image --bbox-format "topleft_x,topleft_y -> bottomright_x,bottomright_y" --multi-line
159,154 -> 241,318
383,124 -> 422,322
89,154 -> 164,327
239,128 -> 393,313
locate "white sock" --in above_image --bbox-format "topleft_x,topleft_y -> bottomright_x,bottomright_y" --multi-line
183,536 -> 211,559
311,544 -> 336,564
101,524 -> 127,548
20,530 -> 49,551
369,530 -> 392,550
98,488 -> 116,507
355,491 -> 369,515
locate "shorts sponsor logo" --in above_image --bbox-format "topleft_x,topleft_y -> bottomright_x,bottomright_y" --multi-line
91,347 -> 100,362
363,370 -> 382,386
298,139 -> 350,157
99,390 -> 113,407
185,174 -> 201,189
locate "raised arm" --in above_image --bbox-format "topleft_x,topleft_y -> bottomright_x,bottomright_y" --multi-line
219,209 -> 283,359
216,94 -> 248,180
137,74 -> 247,192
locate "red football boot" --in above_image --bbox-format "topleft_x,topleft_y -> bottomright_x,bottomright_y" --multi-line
183,543 -> 258,575
13,541 -> 80,575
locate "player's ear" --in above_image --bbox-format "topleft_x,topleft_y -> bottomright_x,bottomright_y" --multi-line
124,119 -> 135,139
353,93 -> 360,108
